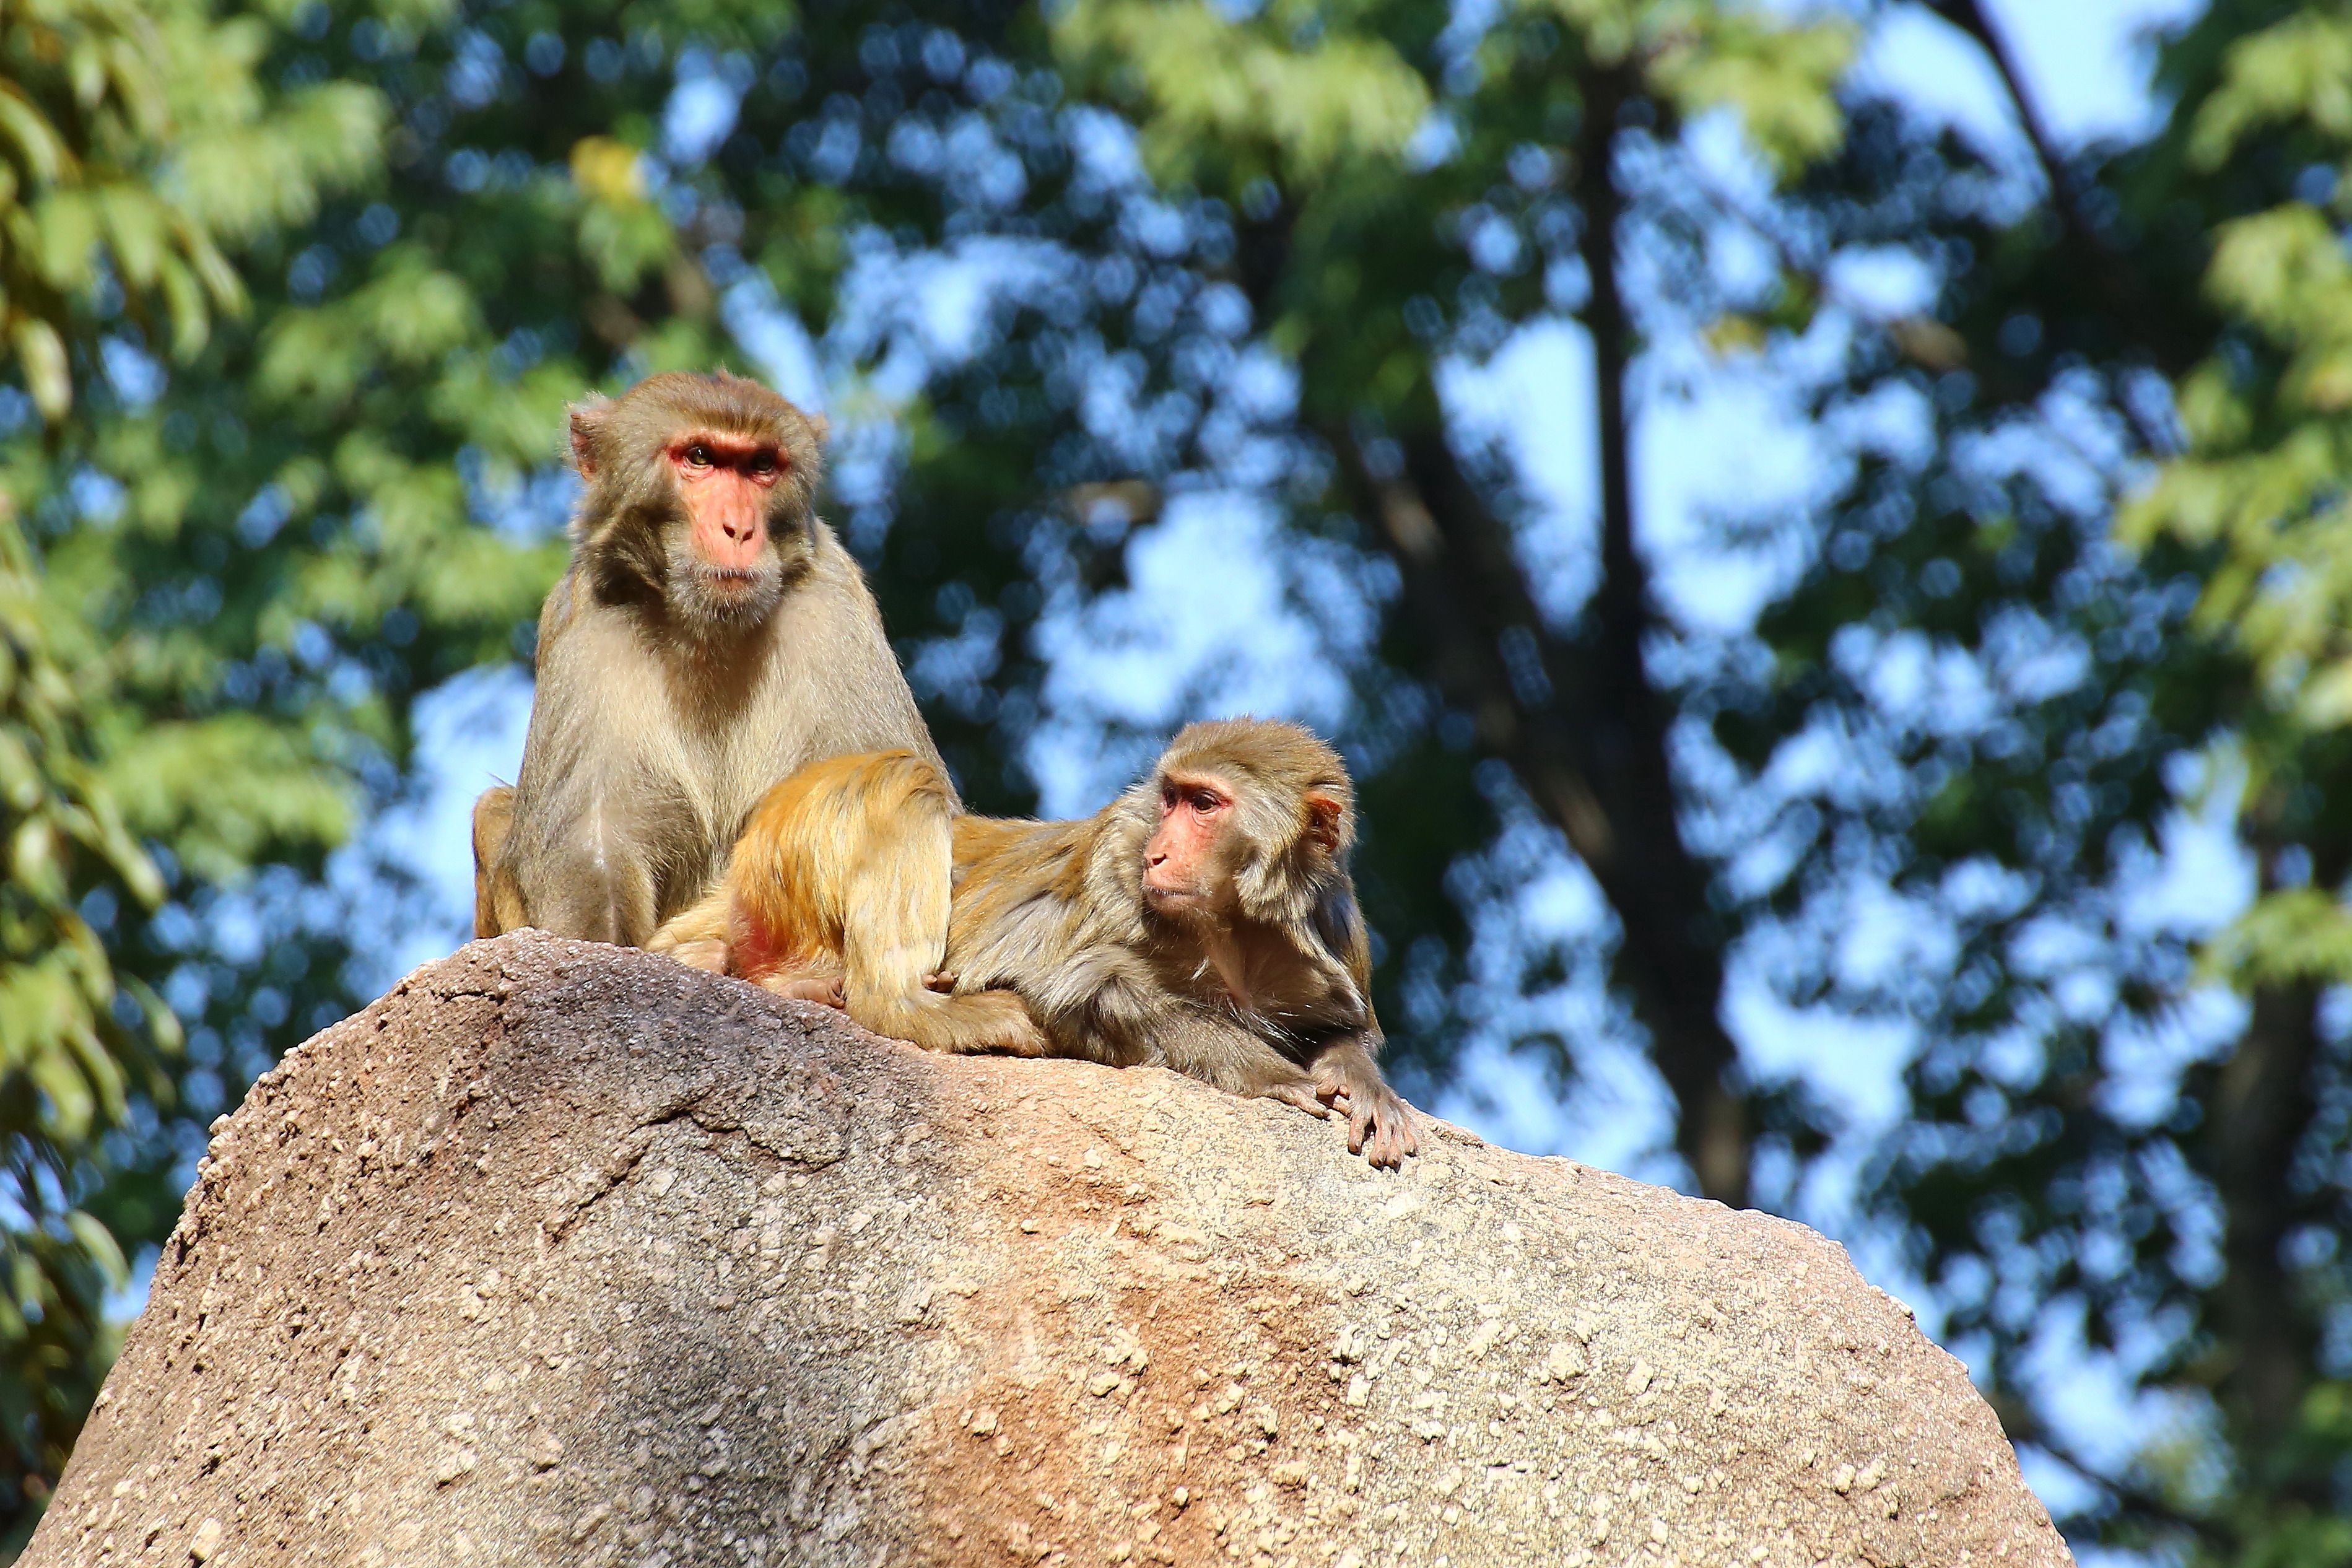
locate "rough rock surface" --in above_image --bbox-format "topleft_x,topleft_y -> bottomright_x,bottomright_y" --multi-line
28,933 -> 2069,1567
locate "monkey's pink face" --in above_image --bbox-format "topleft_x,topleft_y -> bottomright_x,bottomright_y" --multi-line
670,430 -> 787,585
1144,773 -> 1234,907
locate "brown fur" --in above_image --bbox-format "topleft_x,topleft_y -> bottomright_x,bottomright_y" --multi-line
653,718 -> 1418,1165
473,370 -> 949,946
471,785 -> 521,938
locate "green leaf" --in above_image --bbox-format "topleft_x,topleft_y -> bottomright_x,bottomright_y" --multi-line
11,318 -> 69,422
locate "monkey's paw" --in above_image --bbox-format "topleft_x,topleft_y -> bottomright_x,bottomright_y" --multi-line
1313,1063 -> 1417,1167
1260,1082 -> 1333,1120
660,938 -> 730,974
1348,1092 -> 1418,1169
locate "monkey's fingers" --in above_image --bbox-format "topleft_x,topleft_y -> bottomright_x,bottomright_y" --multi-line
923,970 -> 958,993
1349,1095 -> 1419,1168
763,975 -> 848,1009
1262,1082 -> 1333,1120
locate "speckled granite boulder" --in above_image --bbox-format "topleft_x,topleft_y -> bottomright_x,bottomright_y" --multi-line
26,933 -> 2069,1567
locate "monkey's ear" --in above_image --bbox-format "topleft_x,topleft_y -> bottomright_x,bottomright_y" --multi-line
1304,793 -> 1346,853
567,404 -> 606,479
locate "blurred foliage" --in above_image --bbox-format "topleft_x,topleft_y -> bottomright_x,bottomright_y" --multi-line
2106,0 -> 2352,1553
0,0 -> 380,419
9,0 -> 2352,1559
0,0 -> 379,1530
2125,0 -> 2352,980
1731,0 -> 2352,1555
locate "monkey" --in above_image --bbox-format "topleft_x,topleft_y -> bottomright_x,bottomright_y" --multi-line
648,718 -> 1419,1166
471,369 -> 951,947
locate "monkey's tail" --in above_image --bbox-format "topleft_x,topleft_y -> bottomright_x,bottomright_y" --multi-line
852,977 -> 1048,1058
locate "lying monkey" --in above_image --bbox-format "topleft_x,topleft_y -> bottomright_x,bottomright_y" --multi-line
650,718 -> 1418,1165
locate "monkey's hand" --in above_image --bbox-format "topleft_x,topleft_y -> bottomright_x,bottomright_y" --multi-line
1312,1042 -> 1418,1169
923,970 -> 957,993
1346,1082 -> 1417,1169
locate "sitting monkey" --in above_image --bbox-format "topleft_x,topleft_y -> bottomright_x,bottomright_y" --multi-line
473,370 -> 951,947
650,718 -> 1418,1166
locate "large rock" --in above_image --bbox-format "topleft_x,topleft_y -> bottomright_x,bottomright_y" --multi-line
27,934 -> 2068,1567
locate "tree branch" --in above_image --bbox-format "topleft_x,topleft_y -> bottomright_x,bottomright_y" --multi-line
1569,61 -> 1748,1206
1300,59 -> 1750,1205
1928,0 -> 2192,437
1930,0 -> 2096,250
1995,1396 -> 2221,1548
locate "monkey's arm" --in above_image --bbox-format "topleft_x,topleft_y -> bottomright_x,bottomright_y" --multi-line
501,600 -> 677,945
729,529 -> 963,815
1306,1032 -> 1418,1169
1081,982 -> 1336,1118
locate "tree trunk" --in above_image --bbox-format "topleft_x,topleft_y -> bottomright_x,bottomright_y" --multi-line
2211,980 -> 2320,1460
1305,63 -> 1749,1204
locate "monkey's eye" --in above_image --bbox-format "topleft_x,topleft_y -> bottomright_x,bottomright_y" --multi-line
749,451 -> 778,475
1189,790 -> 1222,814
683,443 -> 714,468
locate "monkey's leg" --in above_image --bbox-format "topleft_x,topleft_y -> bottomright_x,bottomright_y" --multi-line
1309,1034 -> 1418,1169
471,786 -> 520,939
652,873 -> 842,1003
529,839 -> 661,947
834,770 -> 1048,1058
725,751 -> 1045,1055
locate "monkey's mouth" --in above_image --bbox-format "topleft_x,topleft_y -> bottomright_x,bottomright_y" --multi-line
690,564 -> 781,610
673,564 -> 783,630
